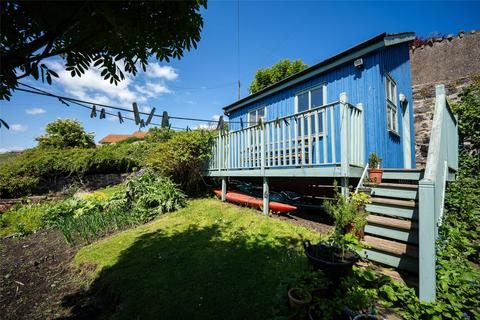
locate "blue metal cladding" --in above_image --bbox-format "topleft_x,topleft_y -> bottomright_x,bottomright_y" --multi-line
228,42 -> 415,168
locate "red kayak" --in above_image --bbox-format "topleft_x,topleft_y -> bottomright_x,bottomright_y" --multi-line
213,189 -> 297,214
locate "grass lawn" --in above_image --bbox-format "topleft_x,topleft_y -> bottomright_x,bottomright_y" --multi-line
73,198 -> 321,319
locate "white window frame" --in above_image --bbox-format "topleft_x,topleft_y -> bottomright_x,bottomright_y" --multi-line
385,73 -> 398,134
294,84 -> 327,137
294,83 -> 327,114
248,106 -> 266,127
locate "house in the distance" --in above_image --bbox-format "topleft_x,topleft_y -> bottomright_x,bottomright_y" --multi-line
98,131 -> 148,145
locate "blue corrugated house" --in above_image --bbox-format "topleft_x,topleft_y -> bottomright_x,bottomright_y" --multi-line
205,32 -> 461,303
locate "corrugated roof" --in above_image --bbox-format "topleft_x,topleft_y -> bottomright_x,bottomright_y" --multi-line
224,32 -> 415,114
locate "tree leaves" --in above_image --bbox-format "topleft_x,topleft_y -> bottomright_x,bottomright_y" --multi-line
1,1 -> 207,100
249,59 -> 309,94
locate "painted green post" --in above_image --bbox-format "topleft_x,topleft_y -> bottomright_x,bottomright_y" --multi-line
221,177 -> 227,202
263,177 -> 269,215
340,92 -> 350,197
418,180 -> 436,302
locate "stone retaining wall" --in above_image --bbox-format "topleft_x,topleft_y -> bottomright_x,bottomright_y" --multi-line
410,30 -> 480,167
42,173 -> 129,193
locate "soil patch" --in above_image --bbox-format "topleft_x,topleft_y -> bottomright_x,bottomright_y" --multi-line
0,230 -> 80,319
273,210 -> 334,234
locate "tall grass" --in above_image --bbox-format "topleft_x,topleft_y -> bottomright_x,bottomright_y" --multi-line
55,208 -> 137,244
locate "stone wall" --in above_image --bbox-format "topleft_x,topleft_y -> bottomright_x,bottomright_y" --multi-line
39,172 -> 129,194
410,30 -> 480,167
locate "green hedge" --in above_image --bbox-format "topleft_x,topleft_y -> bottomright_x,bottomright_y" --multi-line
0,143 -> 155,198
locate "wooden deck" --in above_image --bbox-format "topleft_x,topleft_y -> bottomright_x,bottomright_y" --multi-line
206,94 -> 365,181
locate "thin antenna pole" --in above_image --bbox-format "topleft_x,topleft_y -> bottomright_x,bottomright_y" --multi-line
237,0 -> 240,101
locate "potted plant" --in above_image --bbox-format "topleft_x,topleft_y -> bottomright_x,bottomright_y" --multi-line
368,153 -> 383,184
287,287 -> 312,309
296,270 -> 331,299
324,189 -> 369,239
303,233 -> 361,281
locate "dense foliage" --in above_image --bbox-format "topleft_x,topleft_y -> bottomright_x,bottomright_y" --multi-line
36,119 -> 95,149
147,129 -> 215,195
53,171 -> 186,244
1,0 -> 207,100
249,59 -> 309,94
146,127 -> 174,143
379,80 -> 480,319
0,127 -> 214,198
450,79 -> 480,151
0,143 -> 153,198
1,172 -> 186,243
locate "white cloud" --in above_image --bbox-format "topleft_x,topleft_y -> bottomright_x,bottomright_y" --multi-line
147,64 -> 178,80
0,147 -> 24,153
47,60 -> 175,108
10,124 -> 28,132
25,107 -> 46,115
194,115 -> 221,130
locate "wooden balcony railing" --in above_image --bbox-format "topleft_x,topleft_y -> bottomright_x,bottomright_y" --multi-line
209,92 -> 365,174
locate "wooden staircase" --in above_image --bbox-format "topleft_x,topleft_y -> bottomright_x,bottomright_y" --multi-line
360,169 -> 424,273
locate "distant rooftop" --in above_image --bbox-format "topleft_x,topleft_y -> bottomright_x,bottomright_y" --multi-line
99,131 -> 147,144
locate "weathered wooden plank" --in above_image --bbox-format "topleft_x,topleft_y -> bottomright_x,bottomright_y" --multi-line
362,235 -> 418,257
367,214 -> 418,230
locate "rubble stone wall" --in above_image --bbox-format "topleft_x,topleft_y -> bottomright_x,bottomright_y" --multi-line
410,30 -> 480,167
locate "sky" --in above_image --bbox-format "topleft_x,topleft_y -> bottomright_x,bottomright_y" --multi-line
1,0 -> 479,152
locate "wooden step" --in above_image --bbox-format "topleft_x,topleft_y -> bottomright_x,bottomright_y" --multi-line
369,185 -> 418,200
381,169 -> 424,181
367,214 -> 418,230
362,235 -> 419,258
360,249 -> 418,273
365,203 -> 418,220
370,197 -> 417,208
364,224 -> 419,244
365,182 -> 418,189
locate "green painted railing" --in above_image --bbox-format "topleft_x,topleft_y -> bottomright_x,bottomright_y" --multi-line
418,84 -> 458,302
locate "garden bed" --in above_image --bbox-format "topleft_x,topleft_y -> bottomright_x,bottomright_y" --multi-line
0,229 -> 80,319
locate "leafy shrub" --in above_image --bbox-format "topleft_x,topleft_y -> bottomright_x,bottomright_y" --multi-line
146,127 -> 173,143
36,119 -> 95,149
54,171 -> 186,244
323,189 -> 369,233
111,170 -> 186,222
147,129 -> 214,195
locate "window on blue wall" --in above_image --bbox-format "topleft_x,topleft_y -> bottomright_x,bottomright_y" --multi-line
295,84 -> 326,136
386,74 -> 398,133
297,92 -> 309,112
248,107 -> 265,127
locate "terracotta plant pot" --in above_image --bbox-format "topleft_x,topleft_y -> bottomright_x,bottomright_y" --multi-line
287,287 -> 312,309
368,169 -> 383,184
